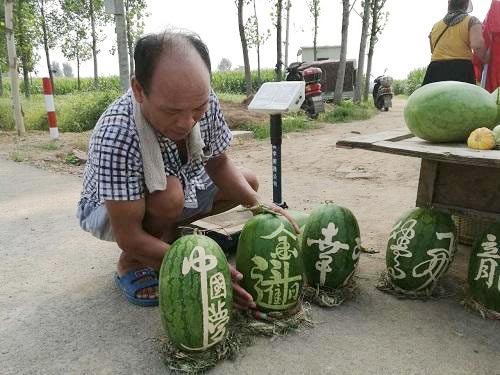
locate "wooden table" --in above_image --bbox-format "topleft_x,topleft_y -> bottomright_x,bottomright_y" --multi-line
337,128 -> 500,222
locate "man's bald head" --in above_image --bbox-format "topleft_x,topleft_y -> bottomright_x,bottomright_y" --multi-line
134,30 -> 211,96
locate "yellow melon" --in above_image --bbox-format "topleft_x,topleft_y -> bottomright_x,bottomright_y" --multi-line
467,127 -> 496,150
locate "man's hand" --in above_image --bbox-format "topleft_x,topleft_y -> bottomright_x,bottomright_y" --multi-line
249,203 -> 301,234
229,264 -> 256,310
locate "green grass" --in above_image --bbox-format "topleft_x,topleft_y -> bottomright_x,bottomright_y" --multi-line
217,93 -> 247,103
0,90 -> 121,132
240,112 -> 316,140
320,100 -> 377,124
36,141 -> 63,151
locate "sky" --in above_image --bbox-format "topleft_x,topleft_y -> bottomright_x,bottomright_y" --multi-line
43,0 -> 494,80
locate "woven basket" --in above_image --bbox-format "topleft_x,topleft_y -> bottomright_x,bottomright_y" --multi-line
452,215 -> 492,246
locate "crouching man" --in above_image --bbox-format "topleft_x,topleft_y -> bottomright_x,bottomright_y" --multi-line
77,29 -> 295,309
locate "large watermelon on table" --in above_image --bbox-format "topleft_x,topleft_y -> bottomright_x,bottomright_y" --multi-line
404,81 -> 498,142
386,208 -> 457,293
468,223 -> 500,313
236,213 -> 304,312
159,234 -> 232,352
301,203 -> 361,289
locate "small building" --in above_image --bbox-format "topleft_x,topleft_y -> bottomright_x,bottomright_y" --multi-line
299,45 -> 342,62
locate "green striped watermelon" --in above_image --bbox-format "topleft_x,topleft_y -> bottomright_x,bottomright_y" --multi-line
386,208 -> 457,293
468,223 -> 500,313
301,203 -> 361,289
288,210 -> 309,247
236,213 -> 304,312
159,234 -> 232,352
404,82 -> 498,142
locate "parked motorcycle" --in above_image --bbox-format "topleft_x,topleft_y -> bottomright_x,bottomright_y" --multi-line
286,62 -> 325,119
373,75 -> 394,111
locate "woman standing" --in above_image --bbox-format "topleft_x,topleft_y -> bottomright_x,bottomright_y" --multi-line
422,0 -> 490,85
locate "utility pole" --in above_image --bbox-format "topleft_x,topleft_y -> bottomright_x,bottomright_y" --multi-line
5,0 -> 25,136
105,0 -> 130,91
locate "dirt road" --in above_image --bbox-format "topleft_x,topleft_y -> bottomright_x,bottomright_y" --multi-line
1,98 -> 499,375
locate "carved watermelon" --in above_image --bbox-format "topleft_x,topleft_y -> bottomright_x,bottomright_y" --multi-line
386,208 -> 457,293
404,82 -> 498,142
468,223 -> 500,313
159,234 -> 232,352
301,203 -> 361,289
236,213 -> 304,312
288,210 -> 309,246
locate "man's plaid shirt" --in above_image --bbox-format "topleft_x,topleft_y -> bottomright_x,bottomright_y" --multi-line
78,89 -> 232,212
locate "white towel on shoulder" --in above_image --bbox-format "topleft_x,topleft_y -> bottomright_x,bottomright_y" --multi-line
132,95 -> 212,194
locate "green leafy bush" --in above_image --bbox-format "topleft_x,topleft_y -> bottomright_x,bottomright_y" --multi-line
211,69 -> 275,94
404,67 -> 427,96
0,90 -> 121,132
321,100 -> 376,123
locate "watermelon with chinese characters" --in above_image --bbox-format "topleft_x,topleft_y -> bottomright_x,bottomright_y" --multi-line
301,203 -> 361,290
386,208 -> 457,294
468,224 -> 500,313
236,213 -> 304,312
159,234 -> 232,352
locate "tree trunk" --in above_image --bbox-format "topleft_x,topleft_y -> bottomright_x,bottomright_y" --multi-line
125,0 -> 134,76
89,0 -> 99,87
254,0 -> 262,83
364,44 -> 374,102
114,0 -> 130,91
22,58 -> 31,98
334,0 -> 350,104
5,0 -> 25,135
238,0 -> 252,96
313,4 -> 318,61
284,0 -> 291,69
40,0 -> 54,93
353,0 -> 371,104
77,51 -> 81,90
275,0 -> 283,81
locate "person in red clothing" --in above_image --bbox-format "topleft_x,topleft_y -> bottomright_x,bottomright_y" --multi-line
423,0 -> 490,85
474,0 -> 500,92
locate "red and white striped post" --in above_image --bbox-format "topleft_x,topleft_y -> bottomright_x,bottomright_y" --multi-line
42,77 -> 59,139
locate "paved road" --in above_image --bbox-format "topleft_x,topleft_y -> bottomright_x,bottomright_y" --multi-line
1,153 -> 499,374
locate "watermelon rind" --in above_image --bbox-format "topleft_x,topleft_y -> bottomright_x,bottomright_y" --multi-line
301,203 -> 361,290
404,82 -> 498,142
236,213 -> 304,312
159,234 -> 233,352
386,208 -> 457,293
467,223 -> 500,313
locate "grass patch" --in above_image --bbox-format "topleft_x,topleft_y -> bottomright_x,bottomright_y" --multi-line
36,141 -> 62,151
0,90 -> 121,132
217,93 -> 247,103
320,100 -> 377,124
9,151 -> 25,162
241,112 -> 316,140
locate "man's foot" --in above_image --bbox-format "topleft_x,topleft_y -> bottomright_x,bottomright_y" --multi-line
114,267 -> 159,307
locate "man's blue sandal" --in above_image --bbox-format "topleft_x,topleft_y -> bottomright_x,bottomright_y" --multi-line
114,267 -> 159,307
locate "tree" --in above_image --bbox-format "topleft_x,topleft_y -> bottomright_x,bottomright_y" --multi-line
363,0 -> 388,102
5,0 -> 25,135
62,62 -> 74,77
236,0 -> 252,96
60,2 -> 92,89
273,0 -> 284,81
245,0 -> 270,83
37,0 -> 59,91
353,0 -> 371,104
12,0 -> 40,98
333,0 -> 351,104
61,0 -> 111,87
217,58 -> 232,72
51,61 -> 62,77
307,0 -> 320,61
124,0 -> 148,76
284,0 -> 291,69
